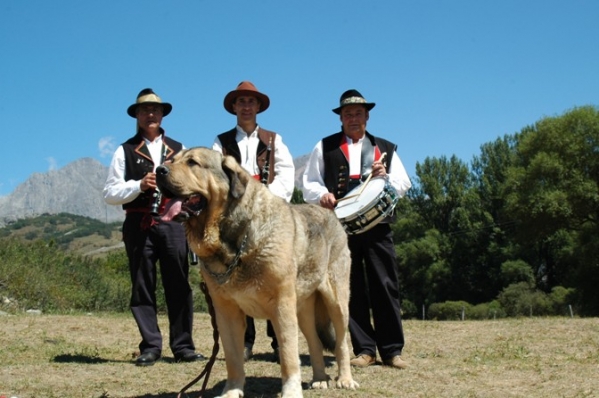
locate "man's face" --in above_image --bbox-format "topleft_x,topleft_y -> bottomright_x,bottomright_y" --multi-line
340,104 -> 369,139
232,95 -> 260,123
136,104 -> 163,131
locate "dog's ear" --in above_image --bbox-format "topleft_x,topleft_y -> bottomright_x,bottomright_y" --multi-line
222,155 -> 247,199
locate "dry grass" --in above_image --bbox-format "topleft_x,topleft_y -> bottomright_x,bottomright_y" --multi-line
0,313 -> 598,398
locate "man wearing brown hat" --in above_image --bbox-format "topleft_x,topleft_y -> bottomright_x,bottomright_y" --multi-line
104,88 -> 205,366
302,89 -> 412,369
213,81 -> 295,362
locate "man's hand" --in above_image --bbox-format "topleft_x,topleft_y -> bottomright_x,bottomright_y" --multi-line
141,172 -> 157,192
371,159 -> 387,177
320,193 -> 337,210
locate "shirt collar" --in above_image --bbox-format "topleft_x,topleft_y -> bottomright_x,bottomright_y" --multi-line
344,134 -> 364,145
236,124 -> 260,138
143,135 -> 163,145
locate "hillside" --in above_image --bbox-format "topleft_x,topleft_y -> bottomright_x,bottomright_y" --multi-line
0,213 -> 123,257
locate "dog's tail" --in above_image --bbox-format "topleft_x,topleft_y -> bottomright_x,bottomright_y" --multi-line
315,294 -> 336,352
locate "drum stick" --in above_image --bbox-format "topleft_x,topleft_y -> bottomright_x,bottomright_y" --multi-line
336,152 -> 387,204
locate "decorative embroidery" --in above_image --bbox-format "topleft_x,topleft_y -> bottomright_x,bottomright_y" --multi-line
340,96 -> 368,106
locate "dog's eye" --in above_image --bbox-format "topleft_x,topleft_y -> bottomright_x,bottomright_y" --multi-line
187,158 -> 200,167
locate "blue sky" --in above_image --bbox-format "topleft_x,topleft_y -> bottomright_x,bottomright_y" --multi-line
1,0 -> 597,196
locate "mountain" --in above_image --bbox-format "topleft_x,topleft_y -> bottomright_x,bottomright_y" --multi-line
0,155 -> 310,227
0,158 -> 124,227
294,154 -> 310,189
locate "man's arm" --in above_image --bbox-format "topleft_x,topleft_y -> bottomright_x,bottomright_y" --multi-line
103,146 -> 143,205
301,141 -> 331,206
268,135 -> 295,202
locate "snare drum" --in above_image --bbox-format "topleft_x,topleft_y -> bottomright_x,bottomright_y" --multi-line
334,176 -> 399,235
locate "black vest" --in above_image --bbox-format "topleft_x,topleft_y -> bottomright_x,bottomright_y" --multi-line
322,131 -> 396,199
217,127 -> 276,185
121,131 -> 183,211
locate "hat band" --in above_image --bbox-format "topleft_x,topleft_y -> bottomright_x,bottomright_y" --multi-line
137,93 -> 162,104
340,96 -> 368,107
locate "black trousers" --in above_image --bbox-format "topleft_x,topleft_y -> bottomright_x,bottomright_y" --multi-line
123,213 -> 195,356
347,223 -> 405,360
245,316 -> 278,349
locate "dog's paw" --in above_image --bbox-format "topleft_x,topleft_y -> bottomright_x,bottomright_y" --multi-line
310,378 -> 331,390
216,388 -> 244,398
281,376 -> 303,398
335,376 -> 359,390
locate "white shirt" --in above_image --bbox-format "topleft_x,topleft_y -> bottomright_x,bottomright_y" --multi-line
213,125 -> 295,202
301,134 -> 412,204
103,135 -> 180,205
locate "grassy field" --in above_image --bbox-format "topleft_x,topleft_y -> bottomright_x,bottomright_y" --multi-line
0,313 -> 597,398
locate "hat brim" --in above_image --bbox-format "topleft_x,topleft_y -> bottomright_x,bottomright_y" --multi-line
127,102 -> 172,118
224,90 -> 270,115
332,102 -> 375,115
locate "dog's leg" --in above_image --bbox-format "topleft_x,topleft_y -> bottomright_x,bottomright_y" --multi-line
270,292 -> 303,398
320,287 -> 359,390
213,297 -> 247,398
297,294 -> 330,389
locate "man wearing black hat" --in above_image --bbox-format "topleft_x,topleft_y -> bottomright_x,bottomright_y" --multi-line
302,89 -> 411,369
103,88 -> 205,366
213,81 -> 295,362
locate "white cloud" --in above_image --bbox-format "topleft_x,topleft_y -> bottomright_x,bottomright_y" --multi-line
46,157 -> 58,171
99,136 -> 116,158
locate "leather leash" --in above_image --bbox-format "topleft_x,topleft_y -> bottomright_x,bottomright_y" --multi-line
177,282 -> 220,398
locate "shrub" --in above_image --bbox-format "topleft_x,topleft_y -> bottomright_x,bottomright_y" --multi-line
0,238 -> 129,313
549,286 -> 576,316
497,282 -> 552,317
400,298 -> 418,319
468,300 -> 507,320
428,301 -> 472,320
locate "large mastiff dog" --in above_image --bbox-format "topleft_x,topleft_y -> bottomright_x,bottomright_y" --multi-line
156,147 -> 358,398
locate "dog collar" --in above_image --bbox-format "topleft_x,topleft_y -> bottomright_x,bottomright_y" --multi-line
205,233 -> 248,284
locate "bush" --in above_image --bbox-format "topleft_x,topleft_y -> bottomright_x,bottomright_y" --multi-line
428,301 -> 472,320
400,298 -> 418,319
468,300 -> 507,320
0,238 -> 131,313
497,282 -> 553,317
549,286 -> 576,316
0,236 -> 210,314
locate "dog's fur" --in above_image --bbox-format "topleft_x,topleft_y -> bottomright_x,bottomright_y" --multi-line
156,147 -> 358,398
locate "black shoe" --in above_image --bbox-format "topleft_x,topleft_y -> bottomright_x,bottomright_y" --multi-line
174,352 -> 206,362
136,352 -> 160,366
244,346 -> 253,362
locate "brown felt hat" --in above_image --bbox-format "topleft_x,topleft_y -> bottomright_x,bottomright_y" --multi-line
127,88 -> 172,118
332,89 -> 376,114
223,81 -> 270,115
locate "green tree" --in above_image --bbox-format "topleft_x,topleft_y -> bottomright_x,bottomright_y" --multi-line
400,155 -> 500,304
291,187 -> 305,204
503,106 -> 599,314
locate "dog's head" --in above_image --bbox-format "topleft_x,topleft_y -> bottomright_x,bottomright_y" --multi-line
156,147 -> 250,223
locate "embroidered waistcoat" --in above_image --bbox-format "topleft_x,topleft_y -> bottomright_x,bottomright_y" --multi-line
121,131 -> 183,211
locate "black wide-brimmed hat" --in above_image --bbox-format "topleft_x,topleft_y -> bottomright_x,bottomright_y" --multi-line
332,89 -> 376,114
223,81 -> 270,115
127,88 -> 172,118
